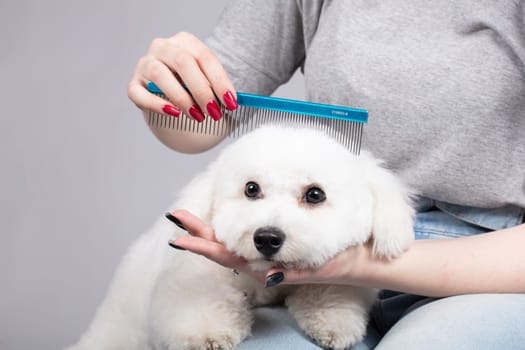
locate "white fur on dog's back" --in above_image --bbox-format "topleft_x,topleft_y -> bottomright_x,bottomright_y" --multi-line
66,168 -> 221,350
65,218 -> 174,350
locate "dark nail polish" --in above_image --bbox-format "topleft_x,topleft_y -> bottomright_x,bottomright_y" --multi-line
265,272 -> 284,288
165,213 -> 187,231
206,100 -> 222,121
162,104 -> 181,117
168,241 -> 186,251
223,91 -> 238,111
189,105 -> 205,122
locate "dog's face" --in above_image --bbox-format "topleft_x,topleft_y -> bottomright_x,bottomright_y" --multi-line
188,126 -> 414,271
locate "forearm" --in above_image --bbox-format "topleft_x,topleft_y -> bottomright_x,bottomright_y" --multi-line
355,224 -> 525,297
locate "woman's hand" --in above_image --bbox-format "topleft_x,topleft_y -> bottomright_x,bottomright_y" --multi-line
263,244 -> 371,287
166,209 -> 369,287
127,32 -> 238,122
167,210 -> 267,284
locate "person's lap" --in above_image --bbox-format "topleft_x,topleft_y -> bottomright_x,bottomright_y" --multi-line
238,294 -> 525,349
374,293 -> 525,350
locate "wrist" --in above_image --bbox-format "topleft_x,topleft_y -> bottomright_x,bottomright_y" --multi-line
342,241 -> 391,289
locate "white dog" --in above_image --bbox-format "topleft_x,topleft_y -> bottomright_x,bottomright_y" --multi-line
67,125 -> 414,350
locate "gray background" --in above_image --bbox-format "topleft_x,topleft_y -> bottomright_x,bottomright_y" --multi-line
0,1 -> 303,349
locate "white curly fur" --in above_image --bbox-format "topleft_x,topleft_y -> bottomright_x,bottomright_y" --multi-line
66,125 -> 414,350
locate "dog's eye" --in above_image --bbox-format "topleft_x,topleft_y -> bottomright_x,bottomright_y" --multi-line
304,187 -> 326,204
244,181 -> 261,199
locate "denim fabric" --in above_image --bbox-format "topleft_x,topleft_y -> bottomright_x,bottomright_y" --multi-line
413,196 -> 524,239
373,294 -> 525,350
434,200 -> 524,231
236,198 -> 525,349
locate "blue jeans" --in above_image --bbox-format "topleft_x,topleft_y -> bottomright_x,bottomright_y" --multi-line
237,197 -> 525,349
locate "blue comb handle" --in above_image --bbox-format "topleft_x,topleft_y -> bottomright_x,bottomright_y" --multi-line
146,82 -> 367,123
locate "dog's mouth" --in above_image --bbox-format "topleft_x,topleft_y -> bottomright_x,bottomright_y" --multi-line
246,256 -> 318,272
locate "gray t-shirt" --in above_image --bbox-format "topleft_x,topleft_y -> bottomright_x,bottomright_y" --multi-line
207,0 -> 525,209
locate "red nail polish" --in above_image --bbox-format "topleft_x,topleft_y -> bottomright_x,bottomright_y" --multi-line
162,104 -> 181,117
223,91 -> 238,111
189,105 -> 205,122
206,100 -> 222,121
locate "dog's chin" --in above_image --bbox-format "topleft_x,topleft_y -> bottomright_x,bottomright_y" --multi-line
247,260 -> 275,272
247,257 -> 324,272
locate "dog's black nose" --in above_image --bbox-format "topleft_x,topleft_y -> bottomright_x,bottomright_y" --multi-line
253,227 -> 286,257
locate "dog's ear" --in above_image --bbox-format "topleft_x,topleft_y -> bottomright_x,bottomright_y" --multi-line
366,161 -> 415,259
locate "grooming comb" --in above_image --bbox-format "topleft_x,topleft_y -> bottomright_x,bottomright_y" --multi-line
145,82 -> 368,154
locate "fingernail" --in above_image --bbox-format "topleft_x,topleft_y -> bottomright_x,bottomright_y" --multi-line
265,272 -> 284,288
206,100 -> 222,121
165,213 -> 187,231
162,104 -> 181,117
223,91 -> 238,111
168,241 -> 186,251
189,105 -> 205,122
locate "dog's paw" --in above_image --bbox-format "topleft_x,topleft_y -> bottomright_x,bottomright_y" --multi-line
151,309 -> 251,350
308,328 -> 364,350
292,305 -> 368,350
152,307 -> 252,350
159,323 -> 249,350
301,319 -> 367,350
288,286 -> 371,350
182,334 -> 237,350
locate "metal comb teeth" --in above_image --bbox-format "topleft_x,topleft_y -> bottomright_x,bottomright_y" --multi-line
147,105 -> 364,154
146,82 -> 368,154
147,103 -> 232,137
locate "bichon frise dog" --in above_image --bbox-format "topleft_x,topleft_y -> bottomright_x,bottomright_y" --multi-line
67,125 -> 414,350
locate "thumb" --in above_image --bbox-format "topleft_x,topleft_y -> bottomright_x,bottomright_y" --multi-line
264,268 -> 314,288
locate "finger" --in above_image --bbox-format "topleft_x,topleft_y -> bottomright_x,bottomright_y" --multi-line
265,269 -> 297,286
127,79 -> 181,117
190,44 -> 238,111
139,57 -> 204,122
165,212 -> 188,231
171,236 -> 246,268
264,268 -> 325,287
169,209 -> 217,241
157,47 -> 222,121
169,32 -> 238,111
